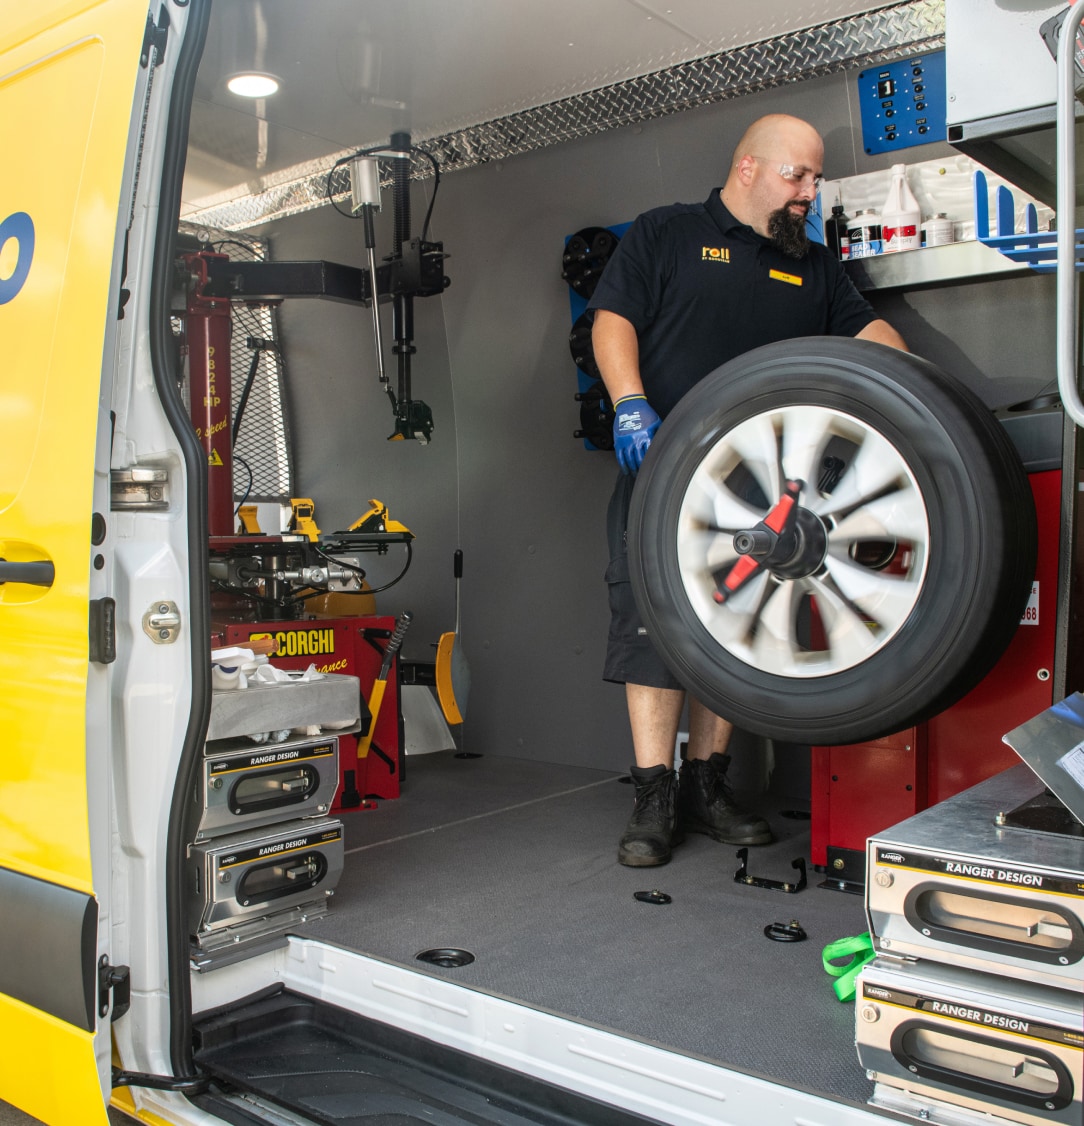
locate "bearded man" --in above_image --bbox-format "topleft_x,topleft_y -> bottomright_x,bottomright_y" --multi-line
588,113 -> 907,868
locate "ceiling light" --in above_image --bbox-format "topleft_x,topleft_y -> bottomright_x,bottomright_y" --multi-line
226,72 -> 280,98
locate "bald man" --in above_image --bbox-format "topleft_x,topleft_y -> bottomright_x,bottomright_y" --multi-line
589,113 -> 906,868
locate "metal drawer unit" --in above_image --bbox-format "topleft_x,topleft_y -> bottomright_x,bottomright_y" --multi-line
856,956 -> 1083,1126
188,676 -> 362,970
188,818 -> 344,971
195,734 -> 340,841
866,765 -> 1084,991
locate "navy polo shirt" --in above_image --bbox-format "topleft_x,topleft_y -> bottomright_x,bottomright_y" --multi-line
587,190 -> 877,418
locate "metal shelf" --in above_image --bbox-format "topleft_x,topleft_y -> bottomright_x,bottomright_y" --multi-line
207,672 -> 362,742
844,240 -> 1035,293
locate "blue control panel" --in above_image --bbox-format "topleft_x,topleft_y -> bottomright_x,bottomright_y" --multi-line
857,51 -> 946,155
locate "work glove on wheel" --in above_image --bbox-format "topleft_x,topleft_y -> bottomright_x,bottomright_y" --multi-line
613,395 -> 660,475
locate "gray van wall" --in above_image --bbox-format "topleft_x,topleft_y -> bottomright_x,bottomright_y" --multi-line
267,66 -> 1056,774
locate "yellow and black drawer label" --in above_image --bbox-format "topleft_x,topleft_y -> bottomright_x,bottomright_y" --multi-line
216,825 -> 343,870
208,741 -> 335,776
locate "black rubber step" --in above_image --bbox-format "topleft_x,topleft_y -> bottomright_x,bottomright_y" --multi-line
192,985 -> 660,1126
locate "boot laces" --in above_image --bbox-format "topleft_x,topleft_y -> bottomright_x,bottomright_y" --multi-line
631,773 -> 674,823
702,761 -> 736,810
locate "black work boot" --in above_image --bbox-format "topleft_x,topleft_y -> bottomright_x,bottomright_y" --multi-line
678,753 -> 773,845
618,765 -> 684,867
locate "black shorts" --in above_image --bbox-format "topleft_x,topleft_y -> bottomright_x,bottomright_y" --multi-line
603,471 -> 683,690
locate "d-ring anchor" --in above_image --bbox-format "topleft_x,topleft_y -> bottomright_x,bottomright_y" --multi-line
734,848 -> 807,893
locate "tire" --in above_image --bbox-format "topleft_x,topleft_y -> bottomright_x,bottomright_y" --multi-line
627,337 -> 1037,745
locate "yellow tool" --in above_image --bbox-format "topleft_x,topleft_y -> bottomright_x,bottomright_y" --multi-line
237,504 -> 262,534
349,498 -> 412,536
357,611 -> 412,760
435,549 -> 470,725
289,498 -> 321,541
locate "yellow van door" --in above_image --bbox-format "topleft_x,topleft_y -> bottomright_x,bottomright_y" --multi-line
0,1 -> 151,1121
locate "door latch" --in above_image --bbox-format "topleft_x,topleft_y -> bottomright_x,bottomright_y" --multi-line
140,7 -> 169,70
98,957 -> 130,1021
143,601 -> 181,644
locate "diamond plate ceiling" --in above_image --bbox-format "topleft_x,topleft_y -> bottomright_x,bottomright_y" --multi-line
183,0 -> 944,228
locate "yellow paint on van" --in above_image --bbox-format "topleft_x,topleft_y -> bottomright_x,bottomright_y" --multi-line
0,0 -> 148,1120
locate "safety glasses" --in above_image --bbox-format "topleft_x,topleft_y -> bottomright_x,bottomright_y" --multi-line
753,157 -> 824,192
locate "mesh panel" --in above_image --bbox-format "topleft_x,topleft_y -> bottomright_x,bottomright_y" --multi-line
179,226 -> 293,503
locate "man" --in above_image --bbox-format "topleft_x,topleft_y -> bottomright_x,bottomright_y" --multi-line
589,113 -> 907,868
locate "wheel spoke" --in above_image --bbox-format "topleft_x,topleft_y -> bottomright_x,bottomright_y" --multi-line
678,527 -> 739,572
726,413 -> 782,503
829,485 -> 928,545
749,579 -> 806,671
806,576 -> 882,665
820,553 -> 923,630
682,465 -> 765,531
780,406 -> 834,491
701,570 -> 770,647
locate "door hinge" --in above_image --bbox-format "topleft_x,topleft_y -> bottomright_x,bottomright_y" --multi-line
140,7 -> 169,69
98,957 -> 130,1021
89,598 -> 117,664
111,467 -> 169,511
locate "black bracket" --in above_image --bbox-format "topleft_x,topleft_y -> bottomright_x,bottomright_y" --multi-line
200,247 -> 447,308
112,1068 -> 210,1094
369,742 -> 395,774
140,8 -> 169,69
98,956 -> 130,1021
634,889 -> 672,905
763,920 -> 807,942
734,849 -> 807,893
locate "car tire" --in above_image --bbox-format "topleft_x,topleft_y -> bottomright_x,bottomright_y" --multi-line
627,337 -> 1038,745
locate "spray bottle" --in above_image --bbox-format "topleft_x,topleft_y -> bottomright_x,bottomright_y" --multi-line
881,164 -> 921,253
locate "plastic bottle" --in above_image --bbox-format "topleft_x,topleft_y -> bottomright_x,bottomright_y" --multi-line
881,164 -> 921,254
825,203 -> 850,260
848,209 -> 882,258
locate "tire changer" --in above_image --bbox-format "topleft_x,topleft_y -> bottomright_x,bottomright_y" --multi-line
179,137 -> 447,970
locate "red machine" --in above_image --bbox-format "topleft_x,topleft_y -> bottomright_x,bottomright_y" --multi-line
811,466 -> 1061,888
224,616 -> 404,810
183,251 -> 235,537
183,246 -> 414,814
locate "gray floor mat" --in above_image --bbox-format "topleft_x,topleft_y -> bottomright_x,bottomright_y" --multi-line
313,752 -> 873,1108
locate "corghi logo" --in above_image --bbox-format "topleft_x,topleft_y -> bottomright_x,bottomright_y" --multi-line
701,246 -> 731,263
251,628 -> 336,657
0,212 -> 34,305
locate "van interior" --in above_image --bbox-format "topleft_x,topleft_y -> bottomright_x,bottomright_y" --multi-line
115,0 -> 1077,1121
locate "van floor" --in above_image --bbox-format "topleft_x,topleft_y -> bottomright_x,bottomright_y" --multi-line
312,750 -> 873,1110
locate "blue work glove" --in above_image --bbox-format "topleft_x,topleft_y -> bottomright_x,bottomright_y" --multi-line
613,395 -> 661,475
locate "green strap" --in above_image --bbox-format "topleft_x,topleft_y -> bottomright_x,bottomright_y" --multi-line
821,932 -> 875,1002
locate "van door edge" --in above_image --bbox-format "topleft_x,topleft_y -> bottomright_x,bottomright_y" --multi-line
146,0 -> 213,1084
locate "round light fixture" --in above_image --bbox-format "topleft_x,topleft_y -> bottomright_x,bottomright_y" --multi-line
226,72 -> 280,98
